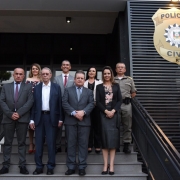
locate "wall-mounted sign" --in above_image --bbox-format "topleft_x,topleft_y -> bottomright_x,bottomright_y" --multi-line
152,8 -> 180,65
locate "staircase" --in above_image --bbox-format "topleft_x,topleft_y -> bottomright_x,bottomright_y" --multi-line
0,128 -> 147,180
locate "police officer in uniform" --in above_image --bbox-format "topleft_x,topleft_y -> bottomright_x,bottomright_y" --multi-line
115,63 -> 137,154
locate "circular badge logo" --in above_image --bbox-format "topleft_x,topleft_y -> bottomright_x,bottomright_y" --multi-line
164,24 -> 180,48
152,8 -> 180,64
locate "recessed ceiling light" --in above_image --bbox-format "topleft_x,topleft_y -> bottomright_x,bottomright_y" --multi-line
66,17 -> 71,23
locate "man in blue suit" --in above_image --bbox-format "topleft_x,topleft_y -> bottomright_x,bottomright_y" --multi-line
29,67 -> 63,175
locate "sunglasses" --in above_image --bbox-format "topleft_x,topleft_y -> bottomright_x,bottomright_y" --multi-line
41,73 -> 50,76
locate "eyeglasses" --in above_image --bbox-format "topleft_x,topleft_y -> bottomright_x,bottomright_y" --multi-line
41,73 -> 50,76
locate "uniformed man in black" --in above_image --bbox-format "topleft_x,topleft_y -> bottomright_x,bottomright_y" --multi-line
115,63 -> 137,153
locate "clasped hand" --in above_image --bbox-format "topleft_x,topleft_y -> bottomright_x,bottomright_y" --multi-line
74,110 -> 84,121
29,123 -> 35,130
105,110 -> 115,118
11,112 -> 20,120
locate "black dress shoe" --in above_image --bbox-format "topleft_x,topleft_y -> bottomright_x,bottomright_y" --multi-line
109,171 -> 114,175
101,165 -> 109,175
20,166 -> 29,175
56,147 -> 62,154
95,150 -> 101,154
88,148 -> 92,153
65,169 -> 75,175
33,168 -> 43,175
123,143 -> 131,154
79,169 -> 86,176
0,166 -> 9,174
101,170 -> 108,175
47,169 -> 54,175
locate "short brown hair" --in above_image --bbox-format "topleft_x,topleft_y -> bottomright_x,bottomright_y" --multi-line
75,70 -> 85,78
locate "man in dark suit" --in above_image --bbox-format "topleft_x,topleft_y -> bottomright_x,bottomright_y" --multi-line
62,70 -> 94,176
53,60 -> 74,153
30,67 -> 63,175
0,68 -> 33,175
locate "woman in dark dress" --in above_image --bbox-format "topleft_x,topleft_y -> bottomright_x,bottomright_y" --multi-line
84,66 -> 102,153
96,66 -> 122,175
26,63 -> 41,153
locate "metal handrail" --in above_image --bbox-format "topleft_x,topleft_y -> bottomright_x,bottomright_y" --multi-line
132,98 -> 180,180
0,131 -> 4,141
0,87 -> 4,141
133,98 -> 180,162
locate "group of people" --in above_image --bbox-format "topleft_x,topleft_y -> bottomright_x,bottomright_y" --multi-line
0,60 -> 136,176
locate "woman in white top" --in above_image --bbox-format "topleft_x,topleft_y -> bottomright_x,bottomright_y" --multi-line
26,63 -> 41,154
84,66 -> 102,153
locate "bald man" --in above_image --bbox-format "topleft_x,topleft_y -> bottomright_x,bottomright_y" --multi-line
0,68 -> 34,174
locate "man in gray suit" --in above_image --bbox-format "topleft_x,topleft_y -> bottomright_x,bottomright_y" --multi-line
0,68 -> 33,175
54,60 -> 74,153
62,70 -> 94,176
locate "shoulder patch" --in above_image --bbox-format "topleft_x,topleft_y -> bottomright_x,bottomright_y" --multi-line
127,76 -> 133,80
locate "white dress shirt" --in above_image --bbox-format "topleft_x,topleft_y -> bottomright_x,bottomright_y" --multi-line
30,81 -> 62,124
42,82 -> 51,111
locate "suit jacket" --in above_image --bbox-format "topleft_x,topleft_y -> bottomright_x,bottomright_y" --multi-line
96,83 -> 122,113
30,82 -> 63,127
53,74 -> 74,96
0,82 -> 34,124
62,86 -> 94,126
84,79 -> 103,101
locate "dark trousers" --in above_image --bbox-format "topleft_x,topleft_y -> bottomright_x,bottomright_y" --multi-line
35,114 -> 57,169
3,121 -> 28,168
65,125 -> 90,170
56,125 -> 62,149
88,106 -> 101,148
56,110 -> 66,149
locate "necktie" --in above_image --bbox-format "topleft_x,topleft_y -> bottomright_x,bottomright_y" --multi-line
64,75 -> 67,87
77,87 -> 81,101
14,82 -> 19,111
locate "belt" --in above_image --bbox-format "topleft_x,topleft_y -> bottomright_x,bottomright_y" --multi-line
41,110 -> 50,114
122,98 -> 131,105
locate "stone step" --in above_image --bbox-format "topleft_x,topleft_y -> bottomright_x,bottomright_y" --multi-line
0,163 -> 143,174
1,144 -> 134,153
14,126 -> 125,138
0,173 -> 148,180
0,152 -> 138,163
11,136 -> 124,145
14,131 -> 66,138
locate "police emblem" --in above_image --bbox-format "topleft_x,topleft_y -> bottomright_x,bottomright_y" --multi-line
164,24 -> 180,48
152,8 -> 180,65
